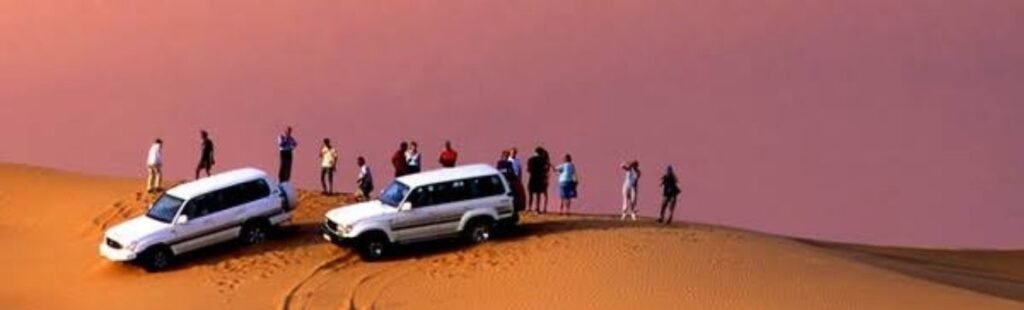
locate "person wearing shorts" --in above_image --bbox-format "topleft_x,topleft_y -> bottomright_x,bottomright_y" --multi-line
556,154 -> 578,214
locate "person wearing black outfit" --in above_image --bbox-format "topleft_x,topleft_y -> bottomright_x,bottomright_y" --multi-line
526,147 -> 553,214
278,126 -> 298,182
195,130 -> 215,179
658,165 -> 681,224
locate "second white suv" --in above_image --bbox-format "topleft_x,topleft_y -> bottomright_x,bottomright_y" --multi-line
100,168 -> 297,271
321,164 -> 518,260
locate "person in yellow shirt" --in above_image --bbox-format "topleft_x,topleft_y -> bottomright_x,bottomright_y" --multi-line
319,138 -> 339,195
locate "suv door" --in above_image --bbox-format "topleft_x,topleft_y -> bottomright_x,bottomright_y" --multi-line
228,179 -> 274,223
170,192 -> 223,254
432,179 -> 475,234
469,175 -> 514,218
391,183 -> 451,242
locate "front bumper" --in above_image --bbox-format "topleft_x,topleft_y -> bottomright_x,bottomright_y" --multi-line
99,243 -> 138,262
321,223 -> 355,246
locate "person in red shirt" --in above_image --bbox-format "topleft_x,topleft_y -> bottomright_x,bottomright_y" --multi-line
392,141 -> 410,177
439,140 -> 458,168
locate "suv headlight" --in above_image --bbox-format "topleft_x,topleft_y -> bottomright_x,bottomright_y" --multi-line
340,224 -> 353,234
124,240 -> 140,252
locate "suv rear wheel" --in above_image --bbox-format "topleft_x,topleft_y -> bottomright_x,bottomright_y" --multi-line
140,245 -> 173,272
357,232 -> 389,261
464,218 -> 494,244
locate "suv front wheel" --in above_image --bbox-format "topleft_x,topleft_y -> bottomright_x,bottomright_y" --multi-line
357,232 -> 389,261
140,245 -> 174,272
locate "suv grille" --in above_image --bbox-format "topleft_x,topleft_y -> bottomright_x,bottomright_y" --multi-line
106,238 -> 123,250
326,219 -> 339,232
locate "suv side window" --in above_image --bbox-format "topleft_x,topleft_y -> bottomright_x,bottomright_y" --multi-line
406,187 -> 430,208
230,179 -> 271,207
216,179 -> 272,212
448,180 -> 471,203
469,175 -> 505,199
182,194 -> 217,219
408,181 -> 461,208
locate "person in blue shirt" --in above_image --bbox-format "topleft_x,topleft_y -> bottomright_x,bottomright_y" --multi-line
277,126 -> 298,182
555,154 -> 578,215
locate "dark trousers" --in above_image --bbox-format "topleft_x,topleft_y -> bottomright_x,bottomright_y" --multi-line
659,195 -> 678,223
279,150 -> 293,182
320,167 -> 334,193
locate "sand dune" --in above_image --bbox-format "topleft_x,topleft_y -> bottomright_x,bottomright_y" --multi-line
0,163 -> 1019,309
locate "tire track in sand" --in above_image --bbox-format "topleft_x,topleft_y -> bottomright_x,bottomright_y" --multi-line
280,252 -> 359,310
280,253 -> 420,310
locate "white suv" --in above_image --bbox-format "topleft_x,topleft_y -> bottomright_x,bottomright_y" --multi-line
100,168 -> 297,271
321,164 -> 518,260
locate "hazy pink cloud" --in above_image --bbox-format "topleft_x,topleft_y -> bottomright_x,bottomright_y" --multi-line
1,0 -> 1022,248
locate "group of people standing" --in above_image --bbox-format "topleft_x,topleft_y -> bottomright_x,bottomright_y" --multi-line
143,127 -> 303,192
143,129 -> 681,224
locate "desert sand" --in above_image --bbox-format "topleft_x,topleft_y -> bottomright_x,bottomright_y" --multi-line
0,163 -> 1020,309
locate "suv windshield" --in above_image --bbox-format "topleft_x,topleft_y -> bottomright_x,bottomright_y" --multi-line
145,194 -> 185,223
378,181 -> 409,207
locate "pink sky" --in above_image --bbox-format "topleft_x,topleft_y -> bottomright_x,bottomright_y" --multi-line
1,0 -> 1022,248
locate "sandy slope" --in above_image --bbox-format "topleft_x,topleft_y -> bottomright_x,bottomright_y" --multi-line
0,163 -> 1020,309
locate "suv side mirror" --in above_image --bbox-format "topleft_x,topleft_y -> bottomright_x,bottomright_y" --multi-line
174,215 -> 189,225
399,202 -> 413,212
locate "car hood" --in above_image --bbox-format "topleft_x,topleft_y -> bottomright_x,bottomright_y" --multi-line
325,200 -> 395,225
106,216 -> 169,244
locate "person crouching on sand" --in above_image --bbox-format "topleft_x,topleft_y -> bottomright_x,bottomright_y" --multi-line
319,138 -> 338,195
356,156 -> 374,201
556,154 -> 578,215
621,160 -> 641,221
146,138 -> 163,193
658,165 -> 681,224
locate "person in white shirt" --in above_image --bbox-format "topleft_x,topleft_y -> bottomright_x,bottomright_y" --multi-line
621,160 -> 641,221
319,138 -> 339,195
508,147 -> 523,178
356,156 -> 374,201
146,139 -> 163,193
405,141 -> 422,174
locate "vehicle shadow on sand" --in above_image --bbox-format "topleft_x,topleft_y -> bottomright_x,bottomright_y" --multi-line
157,213 -> 691,271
